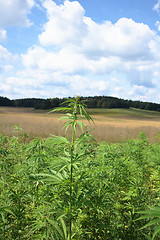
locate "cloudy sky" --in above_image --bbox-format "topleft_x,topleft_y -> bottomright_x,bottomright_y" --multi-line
1,0 -> 160,102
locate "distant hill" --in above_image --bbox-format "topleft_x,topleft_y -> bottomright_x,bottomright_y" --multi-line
1,96 -> 160,112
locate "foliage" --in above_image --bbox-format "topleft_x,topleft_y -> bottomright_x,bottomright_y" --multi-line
0,97 -> 160,239
2,95 -> 160,111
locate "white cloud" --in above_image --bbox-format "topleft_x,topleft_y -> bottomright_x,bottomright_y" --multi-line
0,0 -> 35,27
128,86 -> 147,100
0,29 -> 6,41
22,46 -> 87,74
0,48 -> 17,97
39,0 -> 156,60
127,86 -> 160,102
0,45 -> 14,62
17,0 -> 160,101
2,0 -> 160,102
69,75 -> 108,96
15,64 -> 109,98
0,45 -> 16,74
39,0 -> 87,46
155,21 -> 160,31
153,0 -> 160,13
82,17 -> 155,60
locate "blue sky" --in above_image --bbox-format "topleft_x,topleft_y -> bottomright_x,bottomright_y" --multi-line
1,0 -> 160,103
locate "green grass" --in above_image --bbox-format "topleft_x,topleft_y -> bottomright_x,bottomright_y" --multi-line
87,107 -> 160,119
1,106 -> 160,119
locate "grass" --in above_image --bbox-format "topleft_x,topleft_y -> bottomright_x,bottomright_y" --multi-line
88,107 -> 160,118
0,106 -> 160,142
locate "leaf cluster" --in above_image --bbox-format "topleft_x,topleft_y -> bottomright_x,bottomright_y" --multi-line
0,98 -> 160,239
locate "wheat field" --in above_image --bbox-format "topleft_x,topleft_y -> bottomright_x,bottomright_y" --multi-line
0,106 -> 160,142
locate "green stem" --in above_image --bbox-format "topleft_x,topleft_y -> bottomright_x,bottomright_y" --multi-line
69,119 -> 76,240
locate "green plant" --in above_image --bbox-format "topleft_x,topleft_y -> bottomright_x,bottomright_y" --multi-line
33,96 -> 95,239
137,205 -> 160,240
1,98 -> 160,239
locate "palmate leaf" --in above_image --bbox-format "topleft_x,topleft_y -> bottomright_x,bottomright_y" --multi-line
29,219 -> 64,240
59,113 -> 72,120
58,216 -> 67,239
35,172 -> 66,185
75,129 -> 94,142
48,136 -> 69,145
137,206 -> 160,239
0,206 -> 15,218
28,202 -> 68,239
63,121 -> 72,133
140,219 -> 160,230
47,97 -> 95,240
49,157 -> 70,172
152,225 -> 160,240
80,105 -> 94,123
74,151 -> 94,162
47,218 -> 66,239
76,121 -> 87,131
49,107 -> 72,113
51,97 -> 94,123
53,160 -> 70,173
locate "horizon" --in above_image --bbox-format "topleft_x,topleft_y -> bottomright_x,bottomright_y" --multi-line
2,94 -> 160,105
1,1 -> 160,103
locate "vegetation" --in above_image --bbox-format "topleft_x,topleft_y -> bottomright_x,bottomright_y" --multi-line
1,95 -> 160,111
0,96 -> 13,106
1,106 -> 160,143
1,97 -> 160,239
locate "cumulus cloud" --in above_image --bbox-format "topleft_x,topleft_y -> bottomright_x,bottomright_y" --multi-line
38,1 -> 159,61
68,75 -> 108,96
0,0 -> 35,27
0,46 -> 14,62
0,46 -> 17,98
0,45 -> 17,75
12,0 -> 160,101
82,17 -> 155,60
127,85 -> 160,102
22,46 -> 87,74
3,0 -> 160,101
39,0 -> 156,61
39,0 -> 87,46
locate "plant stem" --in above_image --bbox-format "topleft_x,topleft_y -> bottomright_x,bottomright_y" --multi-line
69,116 -> 76,240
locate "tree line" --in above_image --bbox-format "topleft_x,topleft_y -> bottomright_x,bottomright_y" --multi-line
1,95 -> 160,111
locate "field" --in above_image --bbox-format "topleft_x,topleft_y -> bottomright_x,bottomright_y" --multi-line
1,106 -> 160,142
1,101 -> 160,239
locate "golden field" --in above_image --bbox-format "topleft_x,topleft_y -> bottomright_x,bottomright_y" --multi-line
1,106 -> 160,142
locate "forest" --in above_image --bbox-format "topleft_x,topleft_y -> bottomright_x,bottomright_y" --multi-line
1,95 -> 160,111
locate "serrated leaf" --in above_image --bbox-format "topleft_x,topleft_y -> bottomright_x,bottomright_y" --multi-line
152,225 -> 160,239
49,107 -> 71,113
49,135 -> 69,145
140,219 -> 160,230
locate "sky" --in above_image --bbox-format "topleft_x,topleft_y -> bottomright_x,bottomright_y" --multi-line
1,0 -> 160,103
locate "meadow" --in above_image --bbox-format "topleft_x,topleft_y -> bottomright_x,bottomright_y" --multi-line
1,106 -> 160,142
1,101 -> 160,239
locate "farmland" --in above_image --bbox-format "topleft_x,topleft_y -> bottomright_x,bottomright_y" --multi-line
1,106 -> 160,142
1,101 -> 160,239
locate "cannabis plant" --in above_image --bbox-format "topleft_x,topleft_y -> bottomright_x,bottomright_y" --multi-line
33,96 -> 96,239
